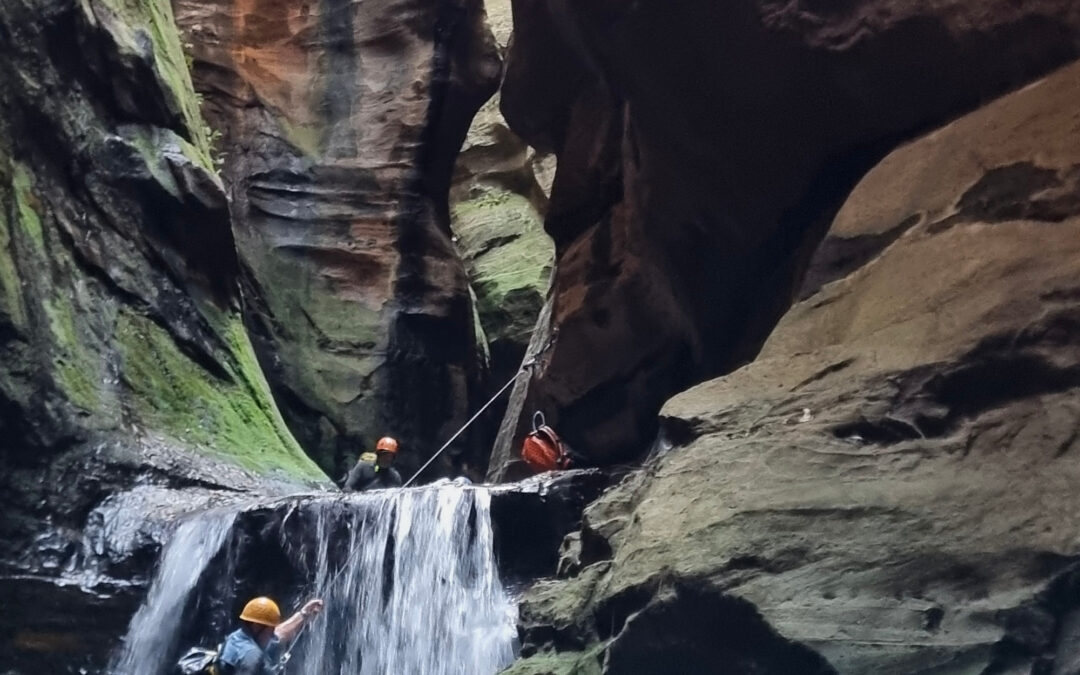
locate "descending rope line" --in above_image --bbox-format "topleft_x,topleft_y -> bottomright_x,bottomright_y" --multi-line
403,327 -> 558,488
273,330 -> 558,671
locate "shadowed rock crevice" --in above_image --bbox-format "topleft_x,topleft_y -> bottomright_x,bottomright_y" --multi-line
605,583 -> 837,675
499,59 -> 1080,675
489,0 -> 1080,477
929,161 -> 1080,233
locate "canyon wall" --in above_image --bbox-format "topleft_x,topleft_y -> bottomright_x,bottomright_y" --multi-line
507,60 -> 1080,675
175,0 -> 502,477
489,0 -> 1080,478
0,0 -> 326,670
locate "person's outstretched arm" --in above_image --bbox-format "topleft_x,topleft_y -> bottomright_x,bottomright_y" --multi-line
275,599 -> 324,642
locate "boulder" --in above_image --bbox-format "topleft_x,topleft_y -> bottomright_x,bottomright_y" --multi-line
489,0 -> 1080,478
174,0 -> 503,478
502,61 -> 1080,673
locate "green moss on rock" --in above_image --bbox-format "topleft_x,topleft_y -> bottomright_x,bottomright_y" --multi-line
44,298 -> 105,414
115,308 -> 324,480
0,194 -> 27,328
95,0 -> 214,170
12,164 -> 45,252
451,186 -> 552,345
500,644 -> 606,675
277,116 -> 324,158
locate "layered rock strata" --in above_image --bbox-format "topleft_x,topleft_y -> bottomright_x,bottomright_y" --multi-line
490,0 -> 1080,478
0,0 -> 327,671
504,61 -> 1080,674
175,0 -> 502,478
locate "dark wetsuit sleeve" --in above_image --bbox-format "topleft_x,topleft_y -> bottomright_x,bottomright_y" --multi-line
385,467 -> 403,487
343,463 -> 368,492
345,463 -> 378,492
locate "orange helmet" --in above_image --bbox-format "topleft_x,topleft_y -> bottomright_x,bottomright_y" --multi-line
375,436 -> 399,454
239,597 -> 282,627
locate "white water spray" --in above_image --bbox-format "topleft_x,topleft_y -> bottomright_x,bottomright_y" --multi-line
294,485 -> 516,674
110,484 -> 516,675
110,509 -> 237,674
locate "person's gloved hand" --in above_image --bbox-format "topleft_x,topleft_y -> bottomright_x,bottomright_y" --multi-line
300,599 -> 324,619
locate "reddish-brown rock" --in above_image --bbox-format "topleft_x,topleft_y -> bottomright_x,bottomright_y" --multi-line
506,58 -> 1080,675
489,0 -> 1080,478
175,0 -> 501,477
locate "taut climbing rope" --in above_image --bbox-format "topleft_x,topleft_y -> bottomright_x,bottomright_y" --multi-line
272,329 -> 558,671
402,327 -> 558,487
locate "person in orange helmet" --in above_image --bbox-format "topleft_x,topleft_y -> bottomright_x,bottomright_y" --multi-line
343,436 -> 403,492
218,596 -> 323,674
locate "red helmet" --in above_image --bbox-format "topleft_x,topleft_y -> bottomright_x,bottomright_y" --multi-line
376,436 -> 399,454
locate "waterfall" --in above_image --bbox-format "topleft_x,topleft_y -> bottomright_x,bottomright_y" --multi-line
110,484 -> 517,675
110,508 -> 237,674
294,485 -> 517,674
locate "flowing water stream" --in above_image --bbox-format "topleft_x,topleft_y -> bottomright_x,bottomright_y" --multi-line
110,484 -> 517,675
110,509 -> 238,674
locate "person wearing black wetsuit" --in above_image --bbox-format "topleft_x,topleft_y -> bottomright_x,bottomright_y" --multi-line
343,436 -> 402,492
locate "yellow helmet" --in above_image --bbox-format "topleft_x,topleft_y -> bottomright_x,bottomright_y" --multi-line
239,597 -> 281,627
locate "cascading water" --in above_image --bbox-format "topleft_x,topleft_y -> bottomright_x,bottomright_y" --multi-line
292,484 -> 516,674
110,484 -> 517,675
110,509 -> 237,674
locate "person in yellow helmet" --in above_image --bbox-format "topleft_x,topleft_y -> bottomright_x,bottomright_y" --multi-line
218,596 -> 323,674
343,436 -> 402,492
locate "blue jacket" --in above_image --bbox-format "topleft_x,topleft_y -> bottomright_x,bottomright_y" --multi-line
218,628 -> 281,675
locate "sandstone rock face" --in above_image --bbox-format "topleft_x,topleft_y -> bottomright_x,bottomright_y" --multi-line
450,0 -> 556,443
175,0 -> 503,478
505,61 -> 1080,674
489,0 -> 1080,478
0,0 -> 326,670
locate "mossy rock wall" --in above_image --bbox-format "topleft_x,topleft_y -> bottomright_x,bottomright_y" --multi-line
1,1 -> 329,668
0,0 -> 322,485
449,0 -> 555,421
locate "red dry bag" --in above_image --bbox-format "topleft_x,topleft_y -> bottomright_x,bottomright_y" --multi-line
521,411 -> 573,473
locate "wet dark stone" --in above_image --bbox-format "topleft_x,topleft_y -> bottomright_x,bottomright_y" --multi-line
489,469 -> 614,582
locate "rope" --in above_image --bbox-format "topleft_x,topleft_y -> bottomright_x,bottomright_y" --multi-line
403,327 -> 558,487
273,329 -> 558,670
402,371 -> 519,488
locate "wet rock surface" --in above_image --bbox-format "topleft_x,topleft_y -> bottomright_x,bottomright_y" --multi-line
450,0 -> 555,395
489,469 -> 614,582
503,61 -> 1080,674
0,0 -> 326,670
66,472 -> 608,674
175,0 -> 503,479
489,0 -> 1080,477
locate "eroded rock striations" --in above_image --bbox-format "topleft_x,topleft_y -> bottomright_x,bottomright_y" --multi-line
0,0 -> 326,670
450,0 -> 554,381
449,0 -> 556,456
175,0 -> 502,478
489,0 -> 1080,478
506,61 -> 1080,674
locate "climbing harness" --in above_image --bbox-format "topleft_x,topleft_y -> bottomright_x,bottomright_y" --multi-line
272,329 -> 559,671
401,328 -> 558,488
520,411 -> 574,473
